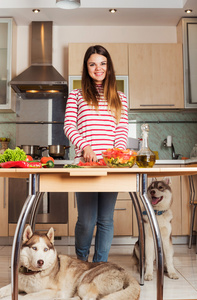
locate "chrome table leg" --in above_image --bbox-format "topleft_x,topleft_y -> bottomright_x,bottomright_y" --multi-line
140,174 -> 164,300
29,192 -> 44,232
129,191 -> 145,285
11,174 -> 38,300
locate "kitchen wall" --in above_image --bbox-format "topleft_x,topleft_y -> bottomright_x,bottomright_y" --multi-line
129,111 -> 197,159
0,23 -> 197,158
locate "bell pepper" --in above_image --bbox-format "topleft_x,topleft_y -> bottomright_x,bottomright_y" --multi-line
0,161 -> 42,168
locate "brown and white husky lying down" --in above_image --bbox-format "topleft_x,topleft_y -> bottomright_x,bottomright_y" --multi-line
133,177 -> 179,281
0,225 -> 140,300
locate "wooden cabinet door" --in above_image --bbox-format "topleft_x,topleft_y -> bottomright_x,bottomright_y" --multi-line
69,43 -> 128,76
129,43 -> 184,109
0,178 -> 8,236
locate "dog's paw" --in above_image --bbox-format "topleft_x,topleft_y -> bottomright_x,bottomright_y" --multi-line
168,272 -> 179,279
144,273 -> 153,281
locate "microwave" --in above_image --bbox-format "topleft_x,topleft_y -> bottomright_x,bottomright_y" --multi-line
68,75 -> 129,105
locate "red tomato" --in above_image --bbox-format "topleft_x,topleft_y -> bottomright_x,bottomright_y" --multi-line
40,156 -> 54,164
26,155 -> 33,161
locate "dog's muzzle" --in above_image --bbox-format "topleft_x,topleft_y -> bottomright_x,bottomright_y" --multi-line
151,196 -> 163,205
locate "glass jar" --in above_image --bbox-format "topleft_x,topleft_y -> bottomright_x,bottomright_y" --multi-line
136,124 -> 156,168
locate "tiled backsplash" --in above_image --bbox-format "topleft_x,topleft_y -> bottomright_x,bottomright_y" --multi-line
128,111 -> 197,159
0,111 -> 197,160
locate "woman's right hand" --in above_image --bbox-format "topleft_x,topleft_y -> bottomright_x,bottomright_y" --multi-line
83,146 -> 97,162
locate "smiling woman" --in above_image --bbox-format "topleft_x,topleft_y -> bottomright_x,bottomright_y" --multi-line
64,44 -> 129,263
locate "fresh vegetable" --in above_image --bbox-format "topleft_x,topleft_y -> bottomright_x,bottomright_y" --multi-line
77,159 -> 107,167
102,148 -> 137,168
63,164 -> 83,168
26,155 -> 33,161
0,161 -> 42,168
40,156 -> 54,164
0,147 -> 26,163
42,160 -> 55,168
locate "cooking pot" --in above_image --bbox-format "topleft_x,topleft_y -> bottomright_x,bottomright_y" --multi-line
19,145 -> 47,158
47,145 -> 70,158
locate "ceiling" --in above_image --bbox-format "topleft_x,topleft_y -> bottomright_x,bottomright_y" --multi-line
0,0 -> 197,26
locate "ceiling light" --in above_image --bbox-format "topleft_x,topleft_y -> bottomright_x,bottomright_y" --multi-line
109,9 -> 117,14
56,0 -> 80,9
185,9 -> 193,14
32,9 -> 40,13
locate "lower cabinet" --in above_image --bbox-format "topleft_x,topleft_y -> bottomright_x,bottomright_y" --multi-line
8,224 -> 68,237
0,178 -> 8,236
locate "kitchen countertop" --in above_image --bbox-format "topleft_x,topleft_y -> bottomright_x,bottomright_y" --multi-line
155,158 -> 197,165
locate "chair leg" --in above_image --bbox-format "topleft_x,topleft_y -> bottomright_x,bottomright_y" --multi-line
189,205 -> 197,249
196,231 -> 197,254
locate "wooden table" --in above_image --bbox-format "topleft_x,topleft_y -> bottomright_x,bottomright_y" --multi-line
1,166 -> 197,300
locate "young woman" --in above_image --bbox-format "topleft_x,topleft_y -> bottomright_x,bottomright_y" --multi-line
64,45 -> 129,262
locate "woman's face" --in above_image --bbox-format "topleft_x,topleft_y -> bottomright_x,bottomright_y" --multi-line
87,53 -> 107,84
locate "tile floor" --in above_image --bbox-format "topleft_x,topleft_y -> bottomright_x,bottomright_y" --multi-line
0,244 -> 196,300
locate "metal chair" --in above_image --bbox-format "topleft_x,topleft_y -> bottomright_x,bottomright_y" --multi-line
188,175 -> 197,252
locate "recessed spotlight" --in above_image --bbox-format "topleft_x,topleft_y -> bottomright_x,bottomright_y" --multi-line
32,9 -> 40,13
109,9 -> 117,14
185,9 -> 193,14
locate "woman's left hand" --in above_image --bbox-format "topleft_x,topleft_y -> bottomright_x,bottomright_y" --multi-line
83,146 -> 97,162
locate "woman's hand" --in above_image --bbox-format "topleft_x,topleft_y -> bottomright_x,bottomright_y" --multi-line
83,146 -> 97,162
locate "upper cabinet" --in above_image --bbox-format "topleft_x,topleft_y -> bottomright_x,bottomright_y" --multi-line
128,43 -> 184,109
0,18 -> 16,112
177,18 -> 197,109
68,43 -> 128,76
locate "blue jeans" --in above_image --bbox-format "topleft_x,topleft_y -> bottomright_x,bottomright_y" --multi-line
75,192 -> 118,262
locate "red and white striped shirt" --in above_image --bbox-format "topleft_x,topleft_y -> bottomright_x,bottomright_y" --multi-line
64,85 -> 129,160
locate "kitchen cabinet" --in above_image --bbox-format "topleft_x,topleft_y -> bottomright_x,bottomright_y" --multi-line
128,43 -> 184,109
8,224 -> 68,237
0,18 -> 17,112
177,18 -> 197,108
133,165 -> 182,236
68,43 -> 128,76
0,178 -> 8,236
68,192 -> 133,237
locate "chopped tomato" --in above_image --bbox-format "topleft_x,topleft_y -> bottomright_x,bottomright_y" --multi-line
40,156 -> 55,164
26,155 -> 33,162
102,148 -> 137,168
78,159 -> 107,167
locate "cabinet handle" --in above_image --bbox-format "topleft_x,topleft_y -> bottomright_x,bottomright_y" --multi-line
3,178 -> 6,208
114,208 -> 126,211
140,104 -> 175,107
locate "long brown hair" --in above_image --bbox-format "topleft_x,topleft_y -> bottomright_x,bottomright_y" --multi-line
81,45 -> 122,123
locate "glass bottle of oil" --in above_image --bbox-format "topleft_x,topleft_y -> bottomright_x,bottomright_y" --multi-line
136,124 -> 156,168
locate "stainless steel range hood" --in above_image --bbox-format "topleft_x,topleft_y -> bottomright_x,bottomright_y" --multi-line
10,21 -> 67,99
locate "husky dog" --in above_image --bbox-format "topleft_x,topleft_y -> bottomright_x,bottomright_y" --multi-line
0,225 -> 140,300
133,177 -> 179,281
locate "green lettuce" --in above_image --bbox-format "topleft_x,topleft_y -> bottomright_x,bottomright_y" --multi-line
0,147 -> 27,163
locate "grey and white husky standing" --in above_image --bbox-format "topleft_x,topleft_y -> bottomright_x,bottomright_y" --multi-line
133,177 -> 179,281
0,226 -> 140,300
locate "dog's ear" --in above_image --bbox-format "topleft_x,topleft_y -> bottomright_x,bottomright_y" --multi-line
47,227 -> 54,244
150,177 -> 157,183
162,177 -> 172,185
23,225 -> 33,243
